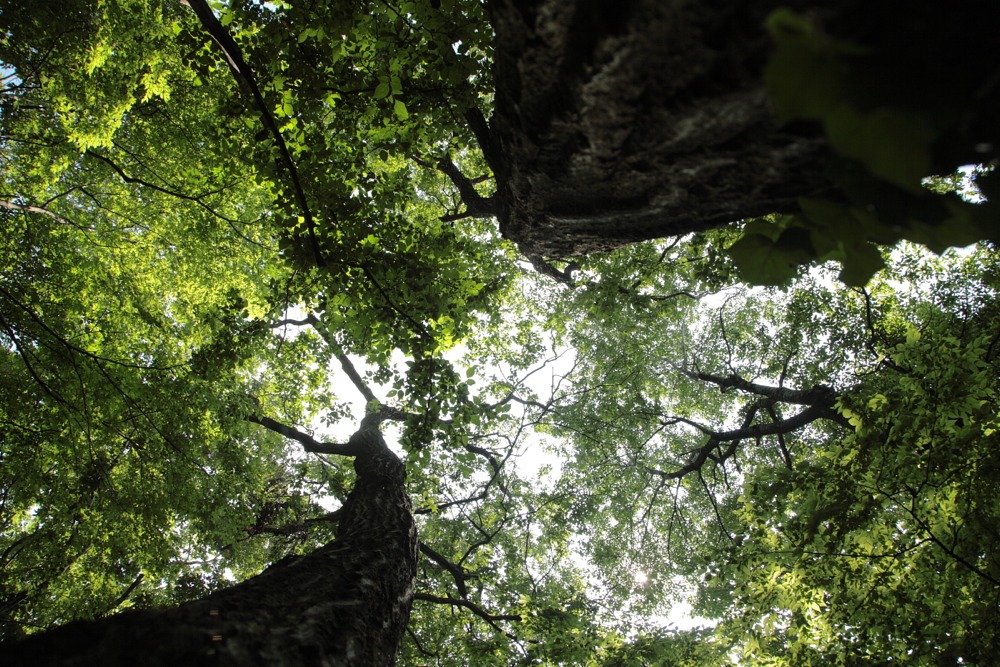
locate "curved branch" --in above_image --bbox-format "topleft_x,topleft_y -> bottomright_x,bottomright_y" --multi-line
436,157 -> 496,219
464,443 -> 501,474
0,198 -> 83,229
413,593 -> 521,624
273,312 -> 412,414
84,150 -> 209,206
184,0 -> 326,267
526,255 -> 577,285
248,414 -> 363,456
685,369 -> 837,406
650,402 -> 843,480
405,626 -> 438,658
358,265 -> 433,341
103,573 -> 144,615
419,543 -> 470,599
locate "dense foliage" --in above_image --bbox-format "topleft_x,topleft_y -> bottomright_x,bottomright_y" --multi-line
1,1 -> 997,665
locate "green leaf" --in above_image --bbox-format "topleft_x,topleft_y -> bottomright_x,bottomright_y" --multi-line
824,107 -> 934,192
763,9 -> 863,122
836,241 -> 885,286
393,99 -> 409,120
728,229 -> 814,286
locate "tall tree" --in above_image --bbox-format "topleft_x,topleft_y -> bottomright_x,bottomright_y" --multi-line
2,412 -> 417,667
1,0 -> 998,665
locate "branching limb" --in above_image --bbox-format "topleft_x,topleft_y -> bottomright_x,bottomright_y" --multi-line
464,443 -> 501,475
248,414 -> 364,456
272,312 -> 410,414
0,198 -> 85,230
83,150 -> 269,248
405,627 -> 438,658
649,402 -> 843,480
683,369 -> 838,406
419,542 -> 471,598
884,487 -> 1000,587
526,255 -> 578,285
0,286 -> 182,372
413,593 -> 521,625
856,287 -> 911,374
698,470 -> 736,543
299,312 -> 381,404
184,0 -> 326,267
436,157 -> 496,219
359,265 -> 434,342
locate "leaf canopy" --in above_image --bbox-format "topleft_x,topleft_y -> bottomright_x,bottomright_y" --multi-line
1,2 -> 998,665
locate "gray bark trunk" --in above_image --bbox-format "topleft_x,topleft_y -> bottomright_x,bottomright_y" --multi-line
485,0 -> 1000,256
485,0 -> 830,256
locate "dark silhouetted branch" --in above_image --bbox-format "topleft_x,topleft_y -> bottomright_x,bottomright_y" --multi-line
185,0 -> 326,267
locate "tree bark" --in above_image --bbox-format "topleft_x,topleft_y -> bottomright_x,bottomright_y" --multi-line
484,0 -> 1000,257
484,0 -> 827,256
0,424 -> 417,667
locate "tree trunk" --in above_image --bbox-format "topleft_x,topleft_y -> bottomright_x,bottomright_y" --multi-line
484,0 -> 828,256
485,0 -> 1000,257
0,427 -> 417,667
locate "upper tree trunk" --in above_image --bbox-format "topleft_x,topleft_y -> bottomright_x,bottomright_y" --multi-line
485,0 -> 1000,256
0,426 -> 417,667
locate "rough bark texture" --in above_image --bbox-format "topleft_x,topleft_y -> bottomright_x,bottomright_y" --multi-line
0,426 -> 417,667
485,0 -> 1000,257
484,0 -> 828,256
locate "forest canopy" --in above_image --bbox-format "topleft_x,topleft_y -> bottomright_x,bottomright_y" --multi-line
0,0 -> 998,665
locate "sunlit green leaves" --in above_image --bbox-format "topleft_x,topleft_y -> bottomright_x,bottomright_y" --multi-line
3,2 -> 999,664
712,244 -> 1000,664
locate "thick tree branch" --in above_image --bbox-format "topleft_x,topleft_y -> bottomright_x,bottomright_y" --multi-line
650,402 -> 844,481
464,443 -> 501,474
713,402 -> 835,442
248,414 -> 363,456
464,106 -> 497,170
685,369 -> 837,406
526,255 -> 578,285
419,543 -> 470,598
436,157 -> 496,219
413,593 -> 521,624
